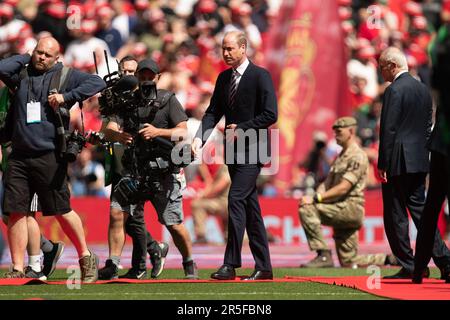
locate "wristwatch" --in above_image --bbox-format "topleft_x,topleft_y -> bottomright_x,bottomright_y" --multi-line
313,193 -> 323,203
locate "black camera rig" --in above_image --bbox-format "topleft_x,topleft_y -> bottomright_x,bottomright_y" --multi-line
95,52 -> 192,205
63,130 -> 108,163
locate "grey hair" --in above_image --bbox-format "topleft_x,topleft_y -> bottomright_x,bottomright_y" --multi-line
380,47 -> 408,71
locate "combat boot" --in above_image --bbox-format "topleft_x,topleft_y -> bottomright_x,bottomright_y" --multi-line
301,250 -> 334,268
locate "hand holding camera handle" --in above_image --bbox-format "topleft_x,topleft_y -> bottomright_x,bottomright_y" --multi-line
86,130 -> 107,146
48,89 -> 65,111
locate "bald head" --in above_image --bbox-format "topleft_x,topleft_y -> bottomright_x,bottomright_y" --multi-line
32,37 -> 61,72
379,47 -> 408,82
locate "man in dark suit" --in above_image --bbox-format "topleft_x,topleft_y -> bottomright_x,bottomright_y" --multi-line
192,31 -> 277,280
378,47 -> 450,279
413,26 -> 450,283
412,107 -> 450,283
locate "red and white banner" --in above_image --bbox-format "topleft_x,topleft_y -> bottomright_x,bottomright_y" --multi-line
264,0 -> 352,191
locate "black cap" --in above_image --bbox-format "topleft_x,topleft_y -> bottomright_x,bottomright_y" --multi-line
136,58 -> 160,74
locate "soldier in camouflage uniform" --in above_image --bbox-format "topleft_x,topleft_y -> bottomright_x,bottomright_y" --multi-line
298,117 -> 398,268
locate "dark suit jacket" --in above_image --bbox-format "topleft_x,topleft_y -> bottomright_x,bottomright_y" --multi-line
427,106 -> 448,157
197,61 -> 278,165
378,72 -> 432,177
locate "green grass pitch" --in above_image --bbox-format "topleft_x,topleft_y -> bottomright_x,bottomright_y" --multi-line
0,267 -> 442,300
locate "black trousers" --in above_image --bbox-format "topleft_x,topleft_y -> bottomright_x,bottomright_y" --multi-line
112,174 -> 158,271
125,206 -> 158,271
224,164 -> 272,271
382,172 -> 450,273
414,151 -> 450,272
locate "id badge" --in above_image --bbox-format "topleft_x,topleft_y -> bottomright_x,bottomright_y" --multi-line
26,101 -> 41,124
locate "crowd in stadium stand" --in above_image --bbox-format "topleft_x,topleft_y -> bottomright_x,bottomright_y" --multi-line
292,0 -> 448,198
0,0 -> 447,199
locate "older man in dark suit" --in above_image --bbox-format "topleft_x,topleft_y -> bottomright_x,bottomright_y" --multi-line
192,31 -> 277,280
378,47 -> 450,279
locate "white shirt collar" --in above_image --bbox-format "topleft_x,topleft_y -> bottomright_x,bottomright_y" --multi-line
394,70 -> 408,81
234,58 -> 250,76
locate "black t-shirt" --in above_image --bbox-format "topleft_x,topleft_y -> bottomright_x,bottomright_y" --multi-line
106,90 -> 188,174
149,93 -> 188,129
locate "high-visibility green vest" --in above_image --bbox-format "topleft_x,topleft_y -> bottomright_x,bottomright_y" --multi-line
0,87 -> 10,172
0,87 -> 9,128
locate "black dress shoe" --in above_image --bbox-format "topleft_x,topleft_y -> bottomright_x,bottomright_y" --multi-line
385,267 -> 429,280
440,265 -> 450,281
412,267 -> 431,284
242,270 -> 273,281
211,265 -> 236,280
383,267 -> 413,279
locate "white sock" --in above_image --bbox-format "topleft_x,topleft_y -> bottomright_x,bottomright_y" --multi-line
28,255 -> 41,272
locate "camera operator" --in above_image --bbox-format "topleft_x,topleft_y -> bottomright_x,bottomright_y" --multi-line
0,37 -> 105,282
97,56 -> 170,279
100,58 -> 198,280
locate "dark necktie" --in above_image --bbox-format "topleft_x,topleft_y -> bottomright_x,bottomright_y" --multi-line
229,69 -> 239,108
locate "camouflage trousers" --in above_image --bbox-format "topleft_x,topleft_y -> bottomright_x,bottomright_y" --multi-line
299,200 -> 387,267
191,197 -> 228,239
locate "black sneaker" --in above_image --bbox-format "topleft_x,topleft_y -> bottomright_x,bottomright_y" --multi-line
119,268 -> 147,280
150,242 -> 169,279
183,260 -> 199,280
24,266 -> 47,281
42,241 -> 65,278
98,259 -> 119,280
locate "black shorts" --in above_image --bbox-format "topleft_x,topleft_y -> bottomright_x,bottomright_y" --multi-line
3,151 -> 71,216
2,193 -> 41,217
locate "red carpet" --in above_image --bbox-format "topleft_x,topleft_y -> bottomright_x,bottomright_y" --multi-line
286,276 -> 450,300
0,277 -> 309,286
5,276 -> 450,300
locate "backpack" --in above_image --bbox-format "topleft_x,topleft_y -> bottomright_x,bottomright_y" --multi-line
48,66 -> 73,157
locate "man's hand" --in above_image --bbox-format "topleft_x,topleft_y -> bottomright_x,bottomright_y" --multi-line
225,123 -> 238,143
299,195 -> 314,206
377,169 -> 387,183
139,123 -> 160,140
191,137 -> 203,159
48,93 -> 65,110
116,131 -> 133,145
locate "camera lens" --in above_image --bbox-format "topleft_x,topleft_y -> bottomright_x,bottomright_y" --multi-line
64,142 -> 79,162
139,81 -> 157,100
